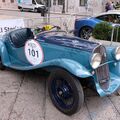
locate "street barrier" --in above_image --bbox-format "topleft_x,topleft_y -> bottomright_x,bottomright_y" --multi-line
23,14 -> 87,31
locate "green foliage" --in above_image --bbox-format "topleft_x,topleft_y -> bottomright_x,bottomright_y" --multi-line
92,22 -> 112,40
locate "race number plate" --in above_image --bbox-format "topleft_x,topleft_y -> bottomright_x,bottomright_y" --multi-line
25,39 -> 44,65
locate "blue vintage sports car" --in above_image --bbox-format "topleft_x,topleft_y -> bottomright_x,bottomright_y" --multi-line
0,28 -> 120,115
75,10 -> 120,39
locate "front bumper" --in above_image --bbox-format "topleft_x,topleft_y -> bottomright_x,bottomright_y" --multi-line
95,72 -> 120,97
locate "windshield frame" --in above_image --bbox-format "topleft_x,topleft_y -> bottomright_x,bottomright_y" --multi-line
36,30 -> 67,38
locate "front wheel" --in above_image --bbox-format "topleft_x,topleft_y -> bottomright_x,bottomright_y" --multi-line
48,69 -> 84,115
79,26 -> 93,40
19,7 -> 23,12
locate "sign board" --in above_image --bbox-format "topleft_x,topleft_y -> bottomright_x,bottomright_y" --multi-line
0,19 -> 25,36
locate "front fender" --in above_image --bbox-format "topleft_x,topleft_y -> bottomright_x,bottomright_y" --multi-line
45,58 -> 92,78
11,58 -> 92,78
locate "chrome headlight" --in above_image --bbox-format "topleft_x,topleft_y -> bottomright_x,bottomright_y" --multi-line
115,47 -> 120,61
91,53 -> 102,69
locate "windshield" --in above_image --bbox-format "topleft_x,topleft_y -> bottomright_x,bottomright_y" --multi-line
37,31 -> 67,38
35,0 -> 44,5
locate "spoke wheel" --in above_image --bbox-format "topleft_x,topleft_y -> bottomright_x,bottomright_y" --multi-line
48,69 -> 84,115
80,26 -> 93,40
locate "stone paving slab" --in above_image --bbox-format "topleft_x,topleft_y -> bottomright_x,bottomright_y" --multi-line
86,96 -> 120,120
0,92 -> 17,120
18,71 -> 46,94
45,96 -> 91,120
0,69 -> 23,120
9,92 -> 45,120
0,69 -> 23,93
9,71 -> 46,120
0,69 -> 120,120
109,95 -> 120,114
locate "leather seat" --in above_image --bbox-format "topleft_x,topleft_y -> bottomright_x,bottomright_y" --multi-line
9,28 -> 34,48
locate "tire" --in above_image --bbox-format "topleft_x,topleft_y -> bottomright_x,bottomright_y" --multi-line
19,7 -> 23,12
79,26 -> 93,40
48,68 -> 84,115
34,8 -> 38,13
0,58 -> 5,70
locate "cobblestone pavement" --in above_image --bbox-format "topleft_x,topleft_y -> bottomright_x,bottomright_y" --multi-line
0,69 -> 120,120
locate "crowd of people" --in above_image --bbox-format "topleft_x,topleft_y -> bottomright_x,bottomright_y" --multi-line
105,1 -> 120,12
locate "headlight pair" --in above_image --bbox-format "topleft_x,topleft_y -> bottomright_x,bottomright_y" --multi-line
90,46 -> 120,69
114,47 -> 120,61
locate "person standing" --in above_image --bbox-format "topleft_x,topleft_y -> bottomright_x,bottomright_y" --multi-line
105,1 -> 114,12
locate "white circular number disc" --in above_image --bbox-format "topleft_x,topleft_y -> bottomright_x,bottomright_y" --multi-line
25,39 -> 44,65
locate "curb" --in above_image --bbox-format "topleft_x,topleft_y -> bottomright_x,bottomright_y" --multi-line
0,8 -> 19,11
0,8 -> 91,17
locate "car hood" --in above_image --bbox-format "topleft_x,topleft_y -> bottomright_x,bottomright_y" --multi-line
75,17 -> 92,21
38,34 -> 100,52
75,17 -> 102,24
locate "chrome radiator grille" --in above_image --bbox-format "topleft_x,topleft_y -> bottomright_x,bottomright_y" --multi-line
94,45 -> 110,90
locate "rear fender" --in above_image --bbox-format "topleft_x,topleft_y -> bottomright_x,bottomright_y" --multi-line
0,41 -> 10,66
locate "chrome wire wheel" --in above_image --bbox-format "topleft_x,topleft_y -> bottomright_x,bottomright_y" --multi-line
80,26 -> 93,40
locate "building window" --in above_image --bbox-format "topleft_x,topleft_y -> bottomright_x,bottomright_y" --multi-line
2,0 -> 5,2
79,0 -> 87,6
53,0 -> 56,5
58,0 -> 63,5
45,0 -> 51,7
11,0 -> 14,3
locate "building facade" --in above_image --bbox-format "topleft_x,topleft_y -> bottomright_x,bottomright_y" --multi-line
49,0 -> 119,15
0,0 -> 17,9
0,0 -> 118,15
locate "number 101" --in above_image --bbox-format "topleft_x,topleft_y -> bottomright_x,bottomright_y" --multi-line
28,49 -> 39,58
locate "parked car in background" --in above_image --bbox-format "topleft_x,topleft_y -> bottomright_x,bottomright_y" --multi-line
74,10 -> 120,39
17,0 -> 47,14
0,28 -> 120,115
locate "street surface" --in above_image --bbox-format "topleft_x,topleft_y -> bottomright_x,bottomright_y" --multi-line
0,69 -> 120,120
0,9 -> 120,120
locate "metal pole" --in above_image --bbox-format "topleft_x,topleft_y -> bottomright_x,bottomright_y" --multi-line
48,0 -> 51,24
62,0 -> 65,13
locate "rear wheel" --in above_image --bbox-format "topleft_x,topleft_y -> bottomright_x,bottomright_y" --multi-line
0,58 -> 5,70
79,26 -> 93,40
48,68 -> 84,115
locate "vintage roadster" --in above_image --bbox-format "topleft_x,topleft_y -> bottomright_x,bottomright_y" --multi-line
0,28 -> 120,115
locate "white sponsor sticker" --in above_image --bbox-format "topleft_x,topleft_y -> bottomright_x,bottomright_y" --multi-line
25,39 -> 44,65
